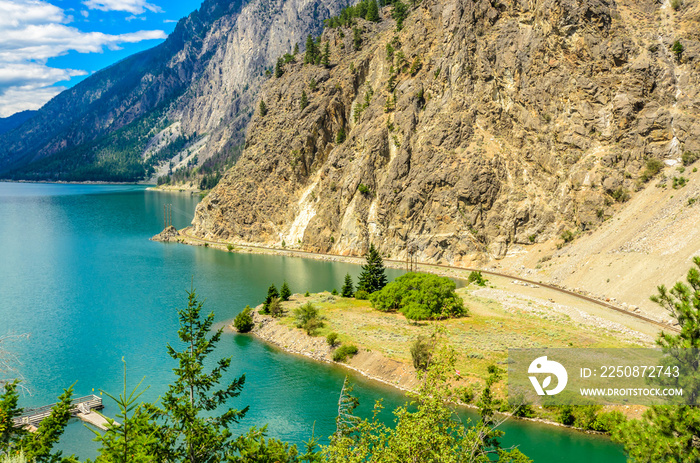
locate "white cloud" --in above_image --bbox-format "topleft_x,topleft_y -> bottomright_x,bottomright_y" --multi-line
0,0 -> 167,116
83,0 -> 162,15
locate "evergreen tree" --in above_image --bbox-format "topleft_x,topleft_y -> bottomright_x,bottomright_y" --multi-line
341,274 -> 354,298
262,284 -> 279,313
392,0 -> 408,30
353,27 -> 362,51
91,360 -> 157,462
259,100 -> 268,117
304,35 -> 317,64
300,91 -> 309,110
293,43 -> 299,55
613,257 -> 700,461
336,127 -> 346,144
365,0 -> 379,22
275,57 -> 284,78
356,244 -> 387,293
149,289 -> 248,463
321,42 -> 331,68
280,281 -> 292,301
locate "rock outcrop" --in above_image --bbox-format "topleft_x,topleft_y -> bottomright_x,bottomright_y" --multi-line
191,0 -> 700,264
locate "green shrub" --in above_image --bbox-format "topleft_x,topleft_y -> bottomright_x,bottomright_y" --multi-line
682,151 -> 699,166
331,288 -> 338,295
326,332 -> 339,347
233,306 -> 254,332
358,183 -> 371,195
268,297 -> 282,318
336,127 -> 346,144
332,344 -> 359,362
226,244 -> 234,252
673,176 -> 688,189
591,410 -> 626,433
304,291 -> 310,297
262,284 -> 279,314
610,187 -> 630,202
467,271 -> 487,287
410,335 -> 435,371
672,40 -> 684,60
560,230 -> 575,243
293,302 -> 323,335
641,158 -> 664,182
355,289 -> 369,300
557,405 -> 576,426
671,0 -> 682,10
370,272 -> 467,321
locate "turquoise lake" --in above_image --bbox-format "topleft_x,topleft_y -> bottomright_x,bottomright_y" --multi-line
0,182 -> 627,461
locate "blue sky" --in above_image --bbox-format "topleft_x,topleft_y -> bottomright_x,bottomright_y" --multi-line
0,0 -> 205,117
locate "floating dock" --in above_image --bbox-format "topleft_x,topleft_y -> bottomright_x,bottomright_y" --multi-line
13,394 -> 110,431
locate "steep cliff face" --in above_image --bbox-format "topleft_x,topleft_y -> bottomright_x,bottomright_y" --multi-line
191,0 -> 700,264
0,0 -> 353,181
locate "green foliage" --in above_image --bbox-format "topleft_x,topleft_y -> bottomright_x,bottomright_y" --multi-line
229,426 -> 300,462
0,379 -> 76,463
354,290 -> 369,300
357,184 -> 371,195
259,100 -> 268,117
336,127 -> 346,144
293,43 -> 299,55
672,40 -> 684,60
467,271 -> 488,287
91,360 -> 157,462
410,334 -> 435,371
275,57 -> 284,78
280,282 -> 291,301
326,332 -> 339,347
234,306 -> 254,333
370,272 -> 467,321
283,53 -> 295,64
262,284 -> 279,314
672,176 -> 688,189
640,158 -> 664,182
321,42 -> 330,68
341,274 -> 354,298
308,78 -> 317,91
392,1 -> 409,30
353,27 -> 362,51
332,345 -> 359,362
300,91 -> 309,110
148,289 -> 248,462
610,187 -> 630,202
682,151 -> 699,166
560,229 -> 575,243
293,303 -> 324,336
331,288 -> 338,296
1,451 -> 27,463
269,297 -> 283,318
671,0 -> 682,10
304,291 -> 310,297
365,0 -> 380,21
409,56 -> 422,76
323,345 -> 530,462
227,244 -> 234,252
356,244 -> 387,294
304,35 -> 318,64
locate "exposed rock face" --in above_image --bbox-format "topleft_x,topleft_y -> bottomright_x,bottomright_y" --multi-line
0,0 -> 353,180
192,0 -> 700,264
151,225 -> 181,242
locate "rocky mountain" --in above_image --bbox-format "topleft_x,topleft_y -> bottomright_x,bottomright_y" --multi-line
191,0 -> 700,265
0,0 -> 353,182
0,111 -> 37,136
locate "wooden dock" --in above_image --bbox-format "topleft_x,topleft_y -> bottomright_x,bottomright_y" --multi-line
13,394 -> 108,430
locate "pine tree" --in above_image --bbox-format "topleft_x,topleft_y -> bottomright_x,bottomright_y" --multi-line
274,57 -> 284,78
150,289 -> 248,463
321,42 -> 331,68
92,360 -> 157,462
259,100 -> 268,117
341,274 -> 354,298
300,91 -> 309,110
293,43 -> 299,55
262,284 -> 279,313
336,127 -> 346,144
356,244 -> 387,293
353,27 -> 362,51
280,281 -> 291,301
365,0 -> 380,22
304,35 -> 317,64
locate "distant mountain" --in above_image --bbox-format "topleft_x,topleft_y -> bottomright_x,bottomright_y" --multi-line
0,110 -> 37,136
0,0 -> 353,182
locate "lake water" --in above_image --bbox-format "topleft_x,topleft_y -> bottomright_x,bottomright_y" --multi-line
0,182 -> 626,461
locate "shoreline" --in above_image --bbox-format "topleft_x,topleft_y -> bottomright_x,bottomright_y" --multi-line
0,179 -> 153,186
168,226 -> 672,335
228,303 -> 612,437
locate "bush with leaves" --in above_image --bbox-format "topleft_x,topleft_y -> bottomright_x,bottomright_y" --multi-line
323,344 -> 530,462
370,272 -> 467,321
233,306 -> 255,333
354,290 -> 369,300
410,334 -> 435,371
269,297 -> 283,318
326,332 -> 339,347
332,345 -> 359,362
293,303 -> 324,335
467,271 -> 488,287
